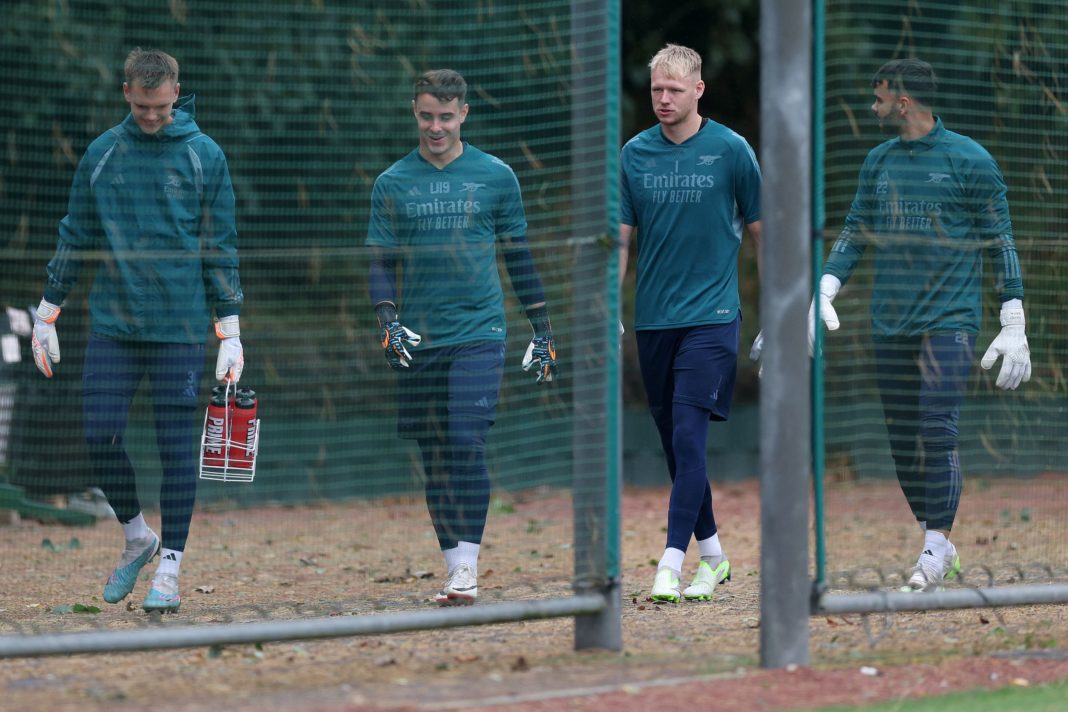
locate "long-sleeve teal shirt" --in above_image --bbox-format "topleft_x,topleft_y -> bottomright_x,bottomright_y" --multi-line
824,118 -> 1022,339
44,94 -> 242,343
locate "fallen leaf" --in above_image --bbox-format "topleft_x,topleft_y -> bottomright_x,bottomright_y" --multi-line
195,585 -> 215,594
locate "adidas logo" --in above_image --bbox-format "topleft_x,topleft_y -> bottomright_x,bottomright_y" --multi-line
162,552 -> 178,561
923,549 -> 934,556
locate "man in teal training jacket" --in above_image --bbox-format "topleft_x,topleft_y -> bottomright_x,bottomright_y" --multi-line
31,48 -> 245,612
810,58 -> 1030,592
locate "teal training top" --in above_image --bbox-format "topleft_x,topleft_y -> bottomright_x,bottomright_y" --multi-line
620,119 -> 761,330
824,118 -> 1023,339
44,95 -> 242,343
366,144 -> 527,348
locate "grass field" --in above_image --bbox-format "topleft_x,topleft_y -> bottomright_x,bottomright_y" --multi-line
813,678 -> 1068,712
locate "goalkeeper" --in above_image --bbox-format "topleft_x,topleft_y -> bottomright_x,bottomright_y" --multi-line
367,69 -> 557,606
31,48 -> 244,613
810,59 -> 1030,592
619,45 -> 763,604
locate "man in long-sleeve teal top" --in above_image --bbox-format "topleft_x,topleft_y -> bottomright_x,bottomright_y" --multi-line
812,59 -> 1030,593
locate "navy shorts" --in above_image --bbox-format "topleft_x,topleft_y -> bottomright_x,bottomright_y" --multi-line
636,318 -> 740,422
395,341 -> 506,440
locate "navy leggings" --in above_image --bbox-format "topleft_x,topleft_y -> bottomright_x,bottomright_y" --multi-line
637,320 -> 740,552
874,332 -> 973,532
82,336 -> 204,551
397,342 -> 505,550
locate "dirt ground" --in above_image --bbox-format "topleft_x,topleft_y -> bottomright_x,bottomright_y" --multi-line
1,476 -> 1067,711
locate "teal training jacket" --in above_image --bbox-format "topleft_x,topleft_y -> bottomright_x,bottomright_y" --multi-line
824,118 -> 1022,339
44,94 -> 242,344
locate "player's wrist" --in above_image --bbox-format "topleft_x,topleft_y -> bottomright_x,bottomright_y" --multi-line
999,298 -> 1024,327
525,304 -> 551,337
375,301 -> 399,328
35,299 -> 61,324
819,274 -> 842,300
215,315 -> 240,339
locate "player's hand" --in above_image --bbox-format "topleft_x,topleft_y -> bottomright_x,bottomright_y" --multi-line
749,330 -> 764,378
523,305 -> 557,384
215,315 -> 244,383
375,302 -> 421,369
381,321 -> 422,369
31,299 -> 62,378
980,299 -> 1031,390
808,274 -> 842,355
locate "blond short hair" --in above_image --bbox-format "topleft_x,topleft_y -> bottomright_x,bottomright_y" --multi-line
648,44 -> 702,80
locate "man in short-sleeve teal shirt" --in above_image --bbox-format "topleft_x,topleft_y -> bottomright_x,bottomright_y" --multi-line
619,44 -> 763,605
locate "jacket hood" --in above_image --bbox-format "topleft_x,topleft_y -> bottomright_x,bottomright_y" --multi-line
121,93 -> 200,141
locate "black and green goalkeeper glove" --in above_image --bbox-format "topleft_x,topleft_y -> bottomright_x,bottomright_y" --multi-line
522,304 -> 557,384
375,302 -> 422,369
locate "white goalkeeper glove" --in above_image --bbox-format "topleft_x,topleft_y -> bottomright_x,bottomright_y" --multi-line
31,299 -> 62,378
749,330 -> 764,378
215,315 -> 244,383
980,298 -> 1031,390
808,274 -> 842,355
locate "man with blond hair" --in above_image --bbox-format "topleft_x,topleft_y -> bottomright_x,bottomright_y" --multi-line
619,44 -> 762,603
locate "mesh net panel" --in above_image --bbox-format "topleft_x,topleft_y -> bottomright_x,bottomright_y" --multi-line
821,1 -> 1068,590
0,1 -> 617,631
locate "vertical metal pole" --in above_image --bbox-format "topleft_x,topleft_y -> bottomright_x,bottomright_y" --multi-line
571,0 -> 622,651
759,0 -> 812,668
811,0 -> 828,590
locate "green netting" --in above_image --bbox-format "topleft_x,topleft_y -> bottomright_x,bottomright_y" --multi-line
0,0 -> 618,630
820,1 -> 1068,590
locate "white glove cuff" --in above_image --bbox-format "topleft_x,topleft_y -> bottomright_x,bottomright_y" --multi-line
819,274 -> 842,300
36,299 -> 61,324
999,298 -> 1024,327
215,315 -> 241,339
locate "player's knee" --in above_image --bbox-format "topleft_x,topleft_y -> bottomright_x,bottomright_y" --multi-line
920,422 -> 958,451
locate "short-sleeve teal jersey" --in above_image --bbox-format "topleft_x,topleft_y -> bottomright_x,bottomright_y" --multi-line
824,118 -> 1023,339
366,145 -> 527,348
620,119 -> 761,330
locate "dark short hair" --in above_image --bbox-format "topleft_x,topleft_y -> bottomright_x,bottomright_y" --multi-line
872,59 -> 937,108
414,69 -> 467,104
124,48 -> 179,88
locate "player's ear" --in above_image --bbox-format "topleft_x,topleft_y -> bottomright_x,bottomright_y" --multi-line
459,103 -> 469,124
694,79 -> 705,100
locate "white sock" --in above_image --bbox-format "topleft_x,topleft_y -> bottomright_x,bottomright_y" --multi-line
658,547 -> 685,574
457,541 -> 480,575
697,533 -> 723,561
157,548 -> 183,577
121,513 -> 150,541
442,546 -> 463,574
921,530 -> 947,571
944,537 -> 957,560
